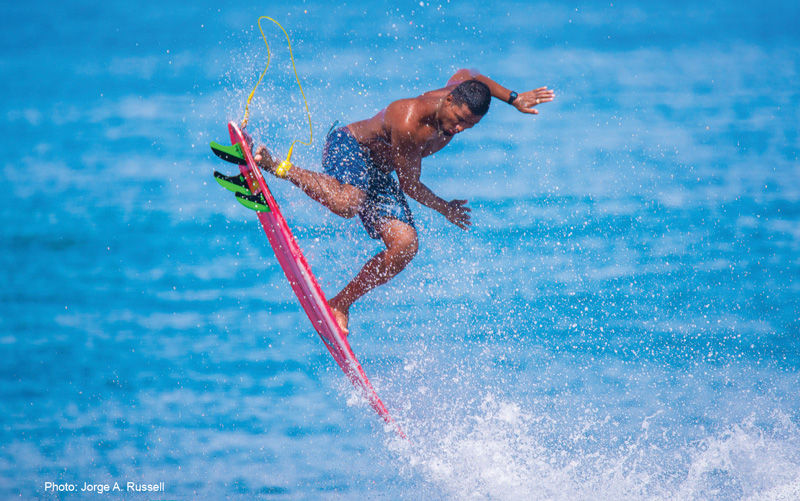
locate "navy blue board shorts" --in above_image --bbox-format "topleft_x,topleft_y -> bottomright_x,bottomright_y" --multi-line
322,126 -> 416,239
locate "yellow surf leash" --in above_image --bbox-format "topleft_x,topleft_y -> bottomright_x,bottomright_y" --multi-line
241,16 -> 312,178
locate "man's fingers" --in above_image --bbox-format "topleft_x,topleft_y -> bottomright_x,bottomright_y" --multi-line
525,87 -> 555,107
450,214 -> 471,229
447,199 -> 473,229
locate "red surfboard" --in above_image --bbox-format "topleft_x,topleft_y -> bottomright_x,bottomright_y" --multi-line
224,122 -> 405,438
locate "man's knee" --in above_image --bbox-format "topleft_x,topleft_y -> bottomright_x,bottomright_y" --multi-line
396,231 -> 418,262
381,220 -> 418,266
336,185 -> 365,219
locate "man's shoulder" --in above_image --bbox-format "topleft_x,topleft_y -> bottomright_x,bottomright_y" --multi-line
381,105 -> 424,145
384,92 -> 440,131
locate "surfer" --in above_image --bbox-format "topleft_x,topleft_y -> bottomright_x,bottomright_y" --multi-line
254,68 -> 554,334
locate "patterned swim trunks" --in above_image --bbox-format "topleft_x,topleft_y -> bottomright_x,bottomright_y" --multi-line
322,126 -> 416,239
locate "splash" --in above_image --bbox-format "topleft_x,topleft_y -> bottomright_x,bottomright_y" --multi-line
373,348 -> 800,500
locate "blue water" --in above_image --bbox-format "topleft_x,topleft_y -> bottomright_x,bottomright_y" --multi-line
2,1 -> 799,499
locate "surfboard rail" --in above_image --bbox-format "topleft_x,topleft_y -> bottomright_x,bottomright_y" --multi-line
225,122 -> 405,439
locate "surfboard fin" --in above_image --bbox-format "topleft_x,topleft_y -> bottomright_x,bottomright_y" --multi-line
235,191 -> 271,212
210,141 -> 246,164
214,171 -> 252,196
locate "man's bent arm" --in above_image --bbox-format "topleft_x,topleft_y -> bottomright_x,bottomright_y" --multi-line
447,68 -> 555,115
447,68 -> 515,104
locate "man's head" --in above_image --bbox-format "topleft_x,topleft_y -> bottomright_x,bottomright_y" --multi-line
449,79 -> 491,117
439,79 -> 490,136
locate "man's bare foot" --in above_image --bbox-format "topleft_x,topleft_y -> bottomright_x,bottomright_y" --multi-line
254,146 -> 279,176
327,297 -> 350,337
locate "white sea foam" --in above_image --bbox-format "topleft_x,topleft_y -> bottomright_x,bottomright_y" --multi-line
371,341 -> 800,500
383,392 -> 800,500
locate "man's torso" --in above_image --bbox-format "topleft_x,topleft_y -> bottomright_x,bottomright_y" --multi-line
346,86 -> 456,173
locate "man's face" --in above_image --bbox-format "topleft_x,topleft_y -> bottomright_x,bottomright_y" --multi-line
441,100 -> 482,137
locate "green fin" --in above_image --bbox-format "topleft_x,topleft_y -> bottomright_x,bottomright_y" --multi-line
214,171 -> 251,196
210,141 -> 246,164
235,192 -> 271,212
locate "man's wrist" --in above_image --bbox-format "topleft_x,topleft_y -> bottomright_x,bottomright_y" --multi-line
435,198 -> 451,215
507,91 -> 518,104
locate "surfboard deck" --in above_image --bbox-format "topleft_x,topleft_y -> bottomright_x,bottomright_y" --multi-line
220,122 -> 405,439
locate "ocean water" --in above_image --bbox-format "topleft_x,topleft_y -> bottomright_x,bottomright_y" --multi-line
2,0 -> 799,499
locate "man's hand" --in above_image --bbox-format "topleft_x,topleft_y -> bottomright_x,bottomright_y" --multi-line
513,87 -> 556,115
444,199 -> 472,230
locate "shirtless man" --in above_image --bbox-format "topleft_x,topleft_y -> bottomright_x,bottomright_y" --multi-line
254,68 -> 555,334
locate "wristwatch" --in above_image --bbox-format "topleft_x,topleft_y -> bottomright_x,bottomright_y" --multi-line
507,91 -> 518,104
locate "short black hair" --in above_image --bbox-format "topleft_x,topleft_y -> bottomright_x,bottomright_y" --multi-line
449,79 -> 491,116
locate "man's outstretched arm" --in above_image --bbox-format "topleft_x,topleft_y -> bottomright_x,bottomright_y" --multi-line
447,68 -> 555,115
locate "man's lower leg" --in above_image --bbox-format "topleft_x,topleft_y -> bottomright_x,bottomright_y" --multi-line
328,220 -> 419,334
